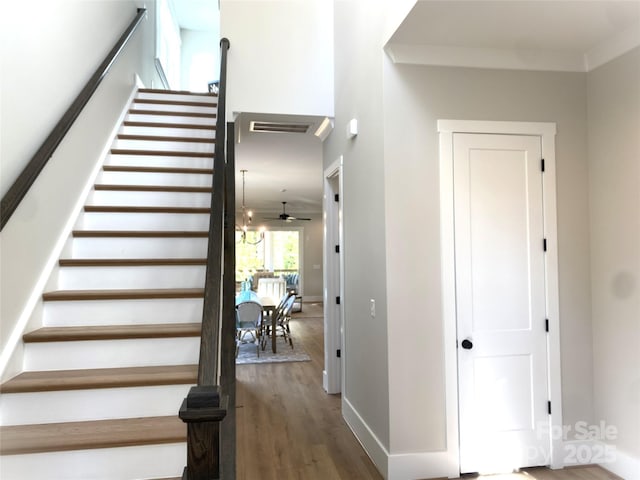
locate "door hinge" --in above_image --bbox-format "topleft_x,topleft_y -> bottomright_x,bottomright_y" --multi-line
337,349 -> 341,358
541,158 -> 545,172
335,245 -> 340,253
545,319 -> 549,332
548,401 -> 552,415
336,296 -> 341,305
334,193 -> 339,202
543,238 -> 547,251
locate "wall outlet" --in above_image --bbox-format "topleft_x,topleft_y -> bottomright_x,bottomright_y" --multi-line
370,299 -> 376,318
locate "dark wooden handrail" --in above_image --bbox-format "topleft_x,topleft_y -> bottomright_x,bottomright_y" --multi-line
0,8 -> 147,231
179,37 -> 233,480
198,37 -> 230,386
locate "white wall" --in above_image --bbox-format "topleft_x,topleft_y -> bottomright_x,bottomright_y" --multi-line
180,28 -> 220,92
220,0 -> 334,117
587,47 -> 640,471
0,0 -> 158,380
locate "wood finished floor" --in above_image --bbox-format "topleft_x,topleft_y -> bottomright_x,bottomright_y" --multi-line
236,304 -> 382,480
237,304 -> 621,480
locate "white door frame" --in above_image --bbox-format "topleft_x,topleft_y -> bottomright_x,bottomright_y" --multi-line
438,120 -> 563,476
323,156 -> 344,394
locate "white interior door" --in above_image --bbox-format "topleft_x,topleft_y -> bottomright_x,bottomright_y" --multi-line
454,133 -> 550,474
323,160 -> 343,394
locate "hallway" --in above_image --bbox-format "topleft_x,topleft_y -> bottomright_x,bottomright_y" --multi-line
236,304 -> 383,479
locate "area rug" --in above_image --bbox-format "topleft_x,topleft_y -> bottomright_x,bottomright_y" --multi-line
236,336 -> 311,365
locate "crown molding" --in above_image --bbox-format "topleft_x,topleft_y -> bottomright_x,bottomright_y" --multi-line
386,43 -> 587,72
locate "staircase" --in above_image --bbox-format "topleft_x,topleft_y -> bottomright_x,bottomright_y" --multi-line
0,89 -> 218,480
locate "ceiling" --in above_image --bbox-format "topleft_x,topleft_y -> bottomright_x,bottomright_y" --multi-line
387,1 -> 640,71
170,0 -> 640,220
233,112 -> 327,222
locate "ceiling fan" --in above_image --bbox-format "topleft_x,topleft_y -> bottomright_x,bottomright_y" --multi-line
264,202 -> 311,222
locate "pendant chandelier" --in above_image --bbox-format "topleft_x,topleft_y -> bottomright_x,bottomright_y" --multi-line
237,169 -> 265,245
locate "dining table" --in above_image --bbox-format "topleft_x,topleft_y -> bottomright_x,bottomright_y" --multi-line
235,290 -> 279,353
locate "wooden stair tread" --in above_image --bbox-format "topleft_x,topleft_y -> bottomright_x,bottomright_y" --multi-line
94,184 -> 212,193
110,148 -> 213,158
84,205 -> 211,214
0,415 -> 186,455
72,230 -> 208,238
123,120 -> 215,130
138,88 -> 217,97
133,98 -> 217,108
59,258 -> 207,267
23,323 -> 201,343
43,288 -> 204,301
129,109 -> 216,118
0,365 -> 198,394
117,133 -> 214,143
103,165 -> 213,174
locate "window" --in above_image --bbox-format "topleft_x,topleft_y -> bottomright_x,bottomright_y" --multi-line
235,230 -> 301,292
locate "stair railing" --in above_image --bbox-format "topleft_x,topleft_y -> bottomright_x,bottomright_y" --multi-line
0,8 -> 147,231
179,37 -> 235,480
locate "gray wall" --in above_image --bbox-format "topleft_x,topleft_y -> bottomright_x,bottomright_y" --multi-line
587,47 -> 640,460
301,215 -> 324,300
383,61 -> 594,451
324,0 -> 392,454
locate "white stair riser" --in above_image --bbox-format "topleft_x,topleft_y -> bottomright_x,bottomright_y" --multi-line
137,91 -> 217,104
126,113 -> 215,126
77,211 -> 210,231
120,125 -> 215,139
99,170 -> 212,187
71,236 -> 208,258
43,297 -> 203,326
25,337 -> 199,370
104,153 -> 214,169
0,443 -> 185,480
131,102 -> 216,115
113,138 -> 215,154
87,189 -> 211,208
56,265 -> 205,289
0,384 -> 191,426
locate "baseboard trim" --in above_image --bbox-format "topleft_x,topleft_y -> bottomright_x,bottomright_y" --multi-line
302,295 -> 323,303
388,451 -> 453,480
599,445 -> 640,480
343,396 -> 388,478
343,396 -> 459,480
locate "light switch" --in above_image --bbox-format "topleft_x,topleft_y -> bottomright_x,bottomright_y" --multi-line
370,299 -> 376,317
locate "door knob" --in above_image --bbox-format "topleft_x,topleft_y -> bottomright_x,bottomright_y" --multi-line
461,339 -> 473,350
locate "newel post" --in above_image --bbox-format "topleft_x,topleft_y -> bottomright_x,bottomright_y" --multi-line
179,386 -> 228,479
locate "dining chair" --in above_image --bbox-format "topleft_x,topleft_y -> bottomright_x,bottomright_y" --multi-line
236,300 -> 263,357
257,277 -> 286,300
260,291 -> 293,350
275,294 -> 296,349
